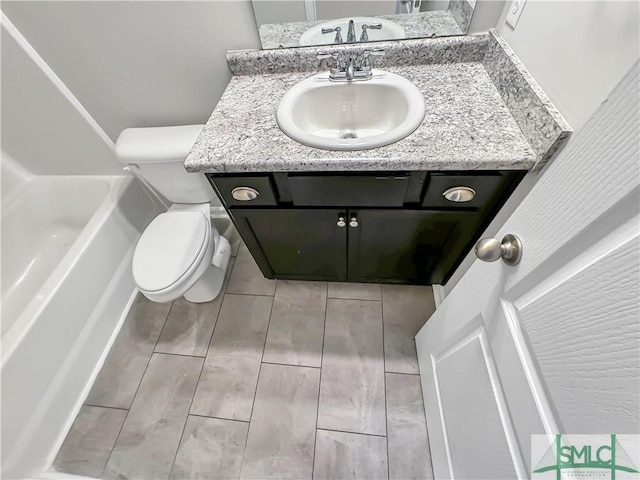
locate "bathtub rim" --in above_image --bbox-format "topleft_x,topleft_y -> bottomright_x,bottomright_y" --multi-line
1,174 -> 134,366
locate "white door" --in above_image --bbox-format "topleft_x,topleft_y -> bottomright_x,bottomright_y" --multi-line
416,63 -> 640,479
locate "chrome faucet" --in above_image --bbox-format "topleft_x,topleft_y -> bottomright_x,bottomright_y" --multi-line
360,23 -> 382,42
321,26 -> 343,44
347,19 -> 356,43
345,57 -> 355,81
317,49 -> 385,82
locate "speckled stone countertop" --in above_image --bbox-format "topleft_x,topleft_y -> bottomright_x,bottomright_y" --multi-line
185,31 -> 570,174
259,11 -> 462,50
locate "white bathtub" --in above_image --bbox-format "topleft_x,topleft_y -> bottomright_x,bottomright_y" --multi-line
1,174 -> 160,478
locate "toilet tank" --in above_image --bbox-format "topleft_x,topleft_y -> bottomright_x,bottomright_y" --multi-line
115,125 -> 216,205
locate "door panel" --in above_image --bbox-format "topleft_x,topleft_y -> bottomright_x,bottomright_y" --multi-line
517,234 -> 640,434
434,327 -> 519,479
347,209 -> 482,284
416,65 -> 639,479
231,208 -> 347,281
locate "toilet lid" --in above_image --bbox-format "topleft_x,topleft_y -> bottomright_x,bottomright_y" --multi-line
133,211 -> 209,292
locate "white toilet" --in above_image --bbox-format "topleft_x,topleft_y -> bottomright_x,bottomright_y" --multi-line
116,125 -> 231,303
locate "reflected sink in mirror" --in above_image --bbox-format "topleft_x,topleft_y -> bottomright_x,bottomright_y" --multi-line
276,70 -> 426,151
298,17 -> 406,46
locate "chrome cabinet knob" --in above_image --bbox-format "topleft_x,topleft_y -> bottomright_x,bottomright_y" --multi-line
231,187 -> 259,201
474,234 -> 523,266
337,216 -> 346,227
349,216 -> 359,228
443,186 -> 476,203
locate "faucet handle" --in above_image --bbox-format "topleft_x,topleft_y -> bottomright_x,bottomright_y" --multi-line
359,48 -> 385,68
317,52 -> 342,71
360,23 -> 382,42
321,26 -> 343,43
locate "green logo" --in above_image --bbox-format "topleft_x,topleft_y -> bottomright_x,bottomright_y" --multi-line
533,434 -> 639,479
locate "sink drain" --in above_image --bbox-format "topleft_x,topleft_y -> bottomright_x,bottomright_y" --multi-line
340,132 -> 358,139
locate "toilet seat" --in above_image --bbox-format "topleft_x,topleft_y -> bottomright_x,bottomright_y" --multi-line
132,211 -> 211,294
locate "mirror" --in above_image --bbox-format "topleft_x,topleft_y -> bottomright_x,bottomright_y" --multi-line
252,0 -> 477,49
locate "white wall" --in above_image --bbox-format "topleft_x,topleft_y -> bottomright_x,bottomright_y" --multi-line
252,0 -> 307,26
1,19 -> 120,175
468,0 -> 506,35
498,0 -> 639,131
445,0 -> 640,294
1,1 -> 261,142
316,0 -> 396,20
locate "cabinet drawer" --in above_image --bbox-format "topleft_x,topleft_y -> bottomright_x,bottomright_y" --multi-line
211,176 -> 278,207
422,173 -> 507,209
289,174 -> 410,207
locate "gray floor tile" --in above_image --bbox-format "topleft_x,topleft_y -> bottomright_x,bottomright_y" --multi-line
262,281 -> 327,368
103,353 -> 203,480
170,415 -> 248,480
386,373 -> 433,480
313,429 -> 388,480
382,285 -> 435,374
155,258 -> 235,357
53,405 -> 126,477
190,294 -> 272,421
86,295 -> 171,409
327,282 -> 382,301
227,244 -> 276,296
318,299 -> 386,436
241,364 -> 320,479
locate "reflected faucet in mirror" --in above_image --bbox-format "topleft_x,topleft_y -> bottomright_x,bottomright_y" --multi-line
252,0 -> 477,50
320,19 -> 384,44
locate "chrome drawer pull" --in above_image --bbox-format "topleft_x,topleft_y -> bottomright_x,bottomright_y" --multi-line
231,187 -> 259,201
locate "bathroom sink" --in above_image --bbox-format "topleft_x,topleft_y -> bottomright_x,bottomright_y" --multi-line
299,17 -> 406,46
276,70 -> 426,151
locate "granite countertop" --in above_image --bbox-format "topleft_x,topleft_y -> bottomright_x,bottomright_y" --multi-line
185,31 -> 570,174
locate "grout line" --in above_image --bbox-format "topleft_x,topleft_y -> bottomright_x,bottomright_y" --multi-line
312,283 -> 329,479
224,291 -> 275,298
238,282 -> 277,477
100,297 -> 173,477
164,262 -> 234,480
261,360 -> 321,369
188,413 -> 250,424
316,427 -> 387,439
381,290 -> 391,480
384,370 -> 421,377
326,297 -> 382,303
83,404 -> 129,412
152,350 -> 207,359
417,372 -> 436,480
168,354 -> 207,479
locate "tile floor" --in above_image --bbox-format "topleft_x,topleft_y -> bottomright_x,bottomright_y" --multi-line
53,245 -> 436,479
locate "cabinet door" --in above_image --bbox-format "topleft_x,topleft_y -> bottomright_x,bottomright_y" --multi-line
231,209 -> 347,281
347,209 -> 482,285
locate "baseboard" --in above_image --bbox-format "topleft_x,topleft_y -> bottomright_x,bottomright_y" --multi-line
432,284 -> 447,308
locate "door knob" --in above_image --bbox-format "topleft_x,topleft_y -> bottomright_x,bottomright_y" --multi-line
337,216 -> 346,227
474,234 -> 522,266
349,216 -> 359,228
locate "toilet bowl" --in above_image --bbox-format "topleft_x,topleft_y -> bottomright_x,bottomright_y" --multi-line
132,203 -> 230,303
116,125 -> 234,303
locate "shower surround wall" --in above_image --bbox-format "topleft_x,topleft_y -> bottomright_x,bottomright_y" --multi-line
0,14 -> 160,478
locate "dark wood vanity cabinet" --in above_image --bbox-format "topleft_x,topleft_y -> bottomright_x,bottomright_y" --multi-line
207,170 -> 525,285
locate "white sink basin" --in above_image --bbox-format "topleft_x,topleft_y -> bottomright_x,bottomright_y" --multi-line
276,70 -> 426,151
299,17 -> 406,46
